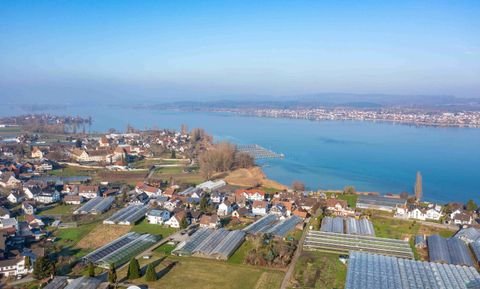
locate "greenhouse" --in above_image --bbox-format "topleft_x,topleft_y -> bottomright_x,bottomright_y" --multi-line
103,205 -> 148,225
345,251 -> 480,289
83,232 -> 159,268
304,230 -> 413,259
322,217 -> 375,236
173,228 -> 245,260
73,196 -> 114,215
427,234 -> 474,266
243,214 -> 302,237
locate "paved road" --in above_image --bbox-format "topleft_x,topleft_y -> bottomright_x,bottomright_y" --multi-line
280,222 -> 309,289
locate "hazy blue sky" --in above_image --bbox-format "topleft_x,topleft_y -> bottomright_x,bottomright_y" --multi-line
1,0 -> 479,102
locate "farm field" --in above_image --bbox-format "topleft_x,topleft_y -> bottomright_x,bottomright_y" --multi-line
120,254 -> 284,289
39,204 -> 77,216
76,224 -> 131,249
288,251 -> 346,289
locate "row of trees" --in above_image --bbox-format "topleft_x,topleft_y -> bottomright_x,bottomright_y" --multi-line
127,257 -> 158,281
199,142 -> 255,179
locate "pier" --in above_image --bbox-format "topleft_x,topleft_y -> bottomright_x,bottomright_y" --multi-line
237,144 -> 284,159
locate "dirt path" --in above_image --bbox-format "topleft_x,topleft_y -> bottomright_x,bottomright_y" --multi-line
280,225 -> 309,289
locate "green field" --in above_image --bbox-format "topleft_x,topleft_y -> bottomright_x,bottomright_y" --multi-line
122,254 -> 284,289
39,204 -> 76,216
289,251 -> 346,289
131,219 -> 178,237
54,221 -> 99,246
48,166 -> 94,177
337,194 -> 358,208
154,243 -> 176,255
227,240 -> 253,265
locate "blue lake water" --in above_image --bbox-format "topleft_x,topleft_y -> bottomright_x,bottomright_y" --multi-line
1,104 -> 479,203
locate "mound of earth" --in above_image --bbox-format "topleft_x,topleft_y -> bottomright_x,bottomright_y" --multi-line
225,166 -> 288,190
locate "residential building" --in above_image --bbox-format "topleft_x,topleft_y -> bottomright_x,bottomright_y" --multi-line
252,200 -> 269,216
235,189 -> 265,202
217,200 -> 233,216
146,209 -> 171,225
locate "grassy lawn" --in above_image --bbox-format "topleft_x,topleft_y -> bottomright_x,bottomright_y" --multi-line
48,166 -> 95,177
371,215 -> 419,240
131,219 -> 178,238
154,243 -> 176,255
121,254 -> 284,289
154,166 -> 184,174
39,204 -> 76,216
289,251 -> 346,289
54,221 -> 99,246
227,240 -> 253,264
337,194 -> 358,208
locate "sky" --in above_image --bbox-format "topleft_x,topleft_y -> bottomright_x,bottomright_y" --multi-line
1,0 -> 479,103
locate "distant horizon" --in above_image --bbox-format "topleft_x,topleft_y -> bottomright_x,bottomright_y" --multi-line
1,1 -> 479,101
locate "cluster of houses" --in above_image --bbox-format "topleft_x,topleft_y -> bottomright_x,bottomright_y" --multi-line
138,183 -> 319,231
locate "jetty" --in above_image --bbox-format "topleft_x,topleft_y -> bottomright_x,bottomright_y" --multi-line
237,144 -> 284,159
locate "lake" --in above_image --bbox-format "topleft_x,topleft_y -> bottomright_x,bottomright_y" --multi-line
1,104 -> 479,203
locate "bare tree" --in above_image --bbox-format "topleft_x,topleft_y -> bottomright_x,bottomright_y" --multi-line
292,181 -> 306,191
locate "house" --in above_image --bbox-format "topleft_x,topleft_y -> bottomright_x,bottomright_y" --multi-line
272,200 -> 293,216
135,183 -> 161,197
31,147 -> 43,159
98,136 -> 110,147
199,214 -> 220,229
0,207 -> 11,219
232,207 -> 250,219
396,204 -> 443,221
252,200 -> 269,216
129,192 -> 149,205
0,172 -> 21,188
295,197 -> 320,213
190,211 -> 203,224
293,208 -> 309,219
77,185 -> 99,199
235,189 -> 266,202
0,218 -> 18,230
23,186 -> 41,199
146,209 -> 171,225
165,210 -> 188,228
164,199 -> 182,212
210,192 -> 224,204
217,200 -> 233,216
25,215 -> 45,228
22,202 -> 35,215
0,256 -> 31,277
34,189 -> 61,204
7,191 -> 25,204
270,204 -> 287,216
450,209 -> 473,225
325,199 -> 351,216
70,148 -> 89,162
64,195 -> 83,205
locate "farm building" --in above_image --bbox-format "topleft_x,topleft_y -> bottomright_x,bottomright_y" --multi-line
304,230 -> 413,259
427,234 -> 475,266
345,251 -> 480,289
73,196 -> 114,215
103,205 -> 149,225
83,232 -> 159,268
356,195 -> 406,212
242,214 -> 303,237
172,228 -> 245,260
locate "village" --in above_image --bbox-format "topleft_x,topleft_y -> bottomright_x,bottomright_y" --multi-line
0,115 -> 480,289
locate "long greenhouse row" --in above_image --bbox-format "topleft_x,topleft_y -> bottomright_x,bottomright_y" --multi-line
103,205 -> 149,225
304,230 -> 413,259
83,232 -> 159,268
243,214 -> 302,237
427,235 -> 474,266
321,217 -> 375,236
345,251 -> 480,289
73,196 -> 114,215
172,228 -> 245,260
